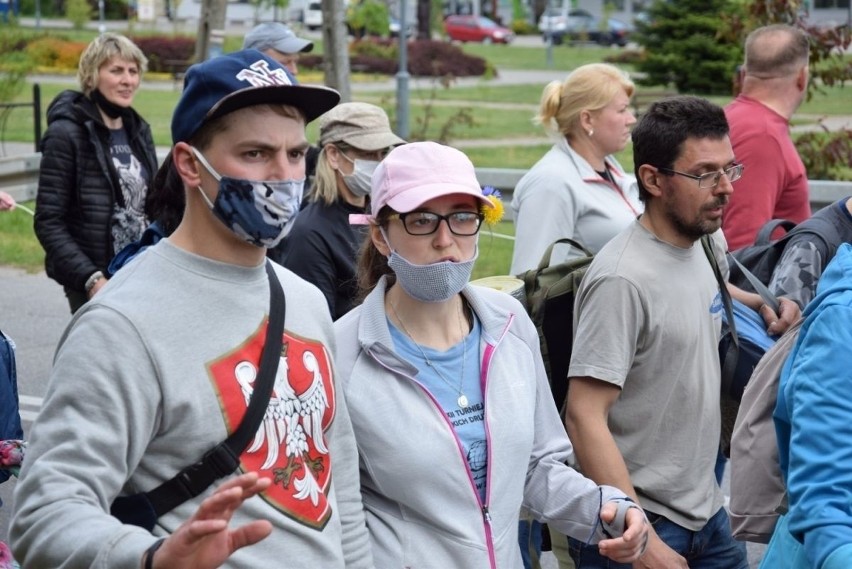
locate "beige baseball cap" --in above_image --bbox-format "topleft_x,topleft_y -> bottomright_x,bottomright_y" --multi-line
319,102 -> 406,151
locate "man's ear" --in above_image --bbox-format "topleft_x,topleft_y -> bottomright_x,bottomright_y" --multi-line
173,142 -> 202,189
371,223 -> 390,256
796,64 -> 809,92
637,164 -> 664,198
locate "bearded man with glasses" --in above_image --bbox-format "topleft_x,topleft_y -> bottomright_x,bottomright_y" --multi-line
563,96 -> 798,569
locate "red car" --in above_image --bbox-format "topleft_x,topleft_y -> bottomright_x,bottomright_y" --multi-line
444,15 -> 515,44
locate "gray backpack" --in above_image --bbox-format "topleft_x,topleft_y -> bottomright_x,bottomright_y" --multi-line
729,318 -> 803,543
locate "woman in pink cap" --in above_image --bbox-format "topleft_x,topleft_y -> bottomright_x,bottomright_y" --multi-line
334,141 -> 648,568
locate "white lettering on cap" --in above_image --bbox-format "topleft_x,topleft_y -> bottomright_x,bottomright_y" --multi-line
236,60 -> 293,87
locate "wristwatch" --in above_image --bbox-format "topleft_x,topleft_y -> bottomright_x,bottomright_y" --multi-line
84,270 -> 105,293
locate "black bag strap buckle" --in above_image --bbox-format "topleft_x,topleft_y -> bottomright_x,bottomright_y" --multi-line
175,444 -> 241,497
145,443 -> 240,517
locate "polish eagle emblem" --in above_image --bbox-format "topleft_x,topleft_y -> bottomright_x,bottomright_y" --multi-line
209,324 -> 335,528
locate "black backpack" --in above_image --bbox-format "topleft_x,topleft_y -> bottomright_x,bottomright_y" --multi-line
728,216 -> 841,294
516,238 -> 593,414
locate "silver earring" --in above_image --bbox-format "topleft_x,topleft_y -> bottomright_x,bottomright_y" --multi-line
588,129 -> 594,137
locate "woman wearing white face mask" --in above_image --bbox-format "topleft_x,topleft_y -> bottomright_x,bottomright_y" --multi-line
334,141 -> 650,569
269,102 -> 404,319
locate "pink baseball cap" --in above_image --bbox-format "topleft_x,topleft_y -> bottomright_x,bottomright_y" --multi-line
350,141 -> 492,225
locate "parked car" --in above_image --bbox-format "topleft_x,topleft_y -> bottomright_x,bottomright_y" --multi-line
444,15 -> 515,44
537,8 -> 631,46
304,1 -> 322,30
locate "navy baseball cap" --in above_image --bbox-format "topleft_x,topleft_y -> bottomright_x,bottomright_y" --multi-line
171,49 -> 340,144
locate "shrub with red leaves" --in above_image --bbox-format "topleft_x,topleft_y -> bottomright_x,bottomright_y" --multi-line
298,39 -> 491,77
129,36 -> 196,73
407,40 -> 490,77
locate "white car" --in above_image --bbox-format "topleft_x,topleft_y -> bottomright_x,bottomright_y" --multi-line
304,1 -> 322,30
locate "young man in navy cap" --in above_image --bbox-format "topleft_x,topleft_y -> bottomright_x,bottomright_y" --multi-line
11,50 -> 374,569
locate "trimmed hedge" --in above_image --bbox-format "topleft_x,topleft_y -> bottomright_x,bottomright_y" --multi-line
13,34 -> 195,74
301,39 -> 492,77
129,36 -> 196,72
25,38 -> 88,70
13,34 -> 492,79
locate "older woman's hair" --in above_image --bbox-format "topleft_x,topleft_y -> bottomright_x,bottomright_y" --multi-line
77,33 -> 148,96
536,62 -> 634,138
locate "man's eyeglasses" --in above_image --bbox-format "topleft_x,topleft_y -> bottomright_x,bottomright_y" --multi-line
389,211 -> 484,236
658,163 -> 745,189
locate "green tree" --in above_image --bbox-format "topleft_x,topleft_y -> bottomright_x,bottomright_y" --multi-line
347,0 -> 389,38
633,0 -> 745,94
0,55 -> 29,107
252,0 -> 289,22
64,0 -> 93,29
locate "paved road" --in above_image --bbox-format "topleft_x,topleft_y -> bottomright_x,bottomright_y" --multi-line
0,265 -> 70,548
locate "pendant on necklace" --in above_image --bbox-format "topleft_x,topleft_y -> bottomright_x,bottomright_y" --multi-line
458,394 -> 469,408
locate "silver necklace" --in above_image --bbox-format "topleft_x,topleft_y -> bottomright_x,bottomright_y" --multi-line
388,298 -> 470,408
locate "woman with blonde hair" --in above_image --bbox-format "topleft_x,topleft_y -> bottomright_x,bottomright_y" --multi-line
270,101 -> 404,319
35,33 -> 157,313
510,63 -> 641,275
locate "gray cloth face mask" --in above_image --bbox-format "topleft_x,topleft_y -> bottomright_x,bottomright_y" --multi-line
381,228 -> 478,303
339,154 -> 379,197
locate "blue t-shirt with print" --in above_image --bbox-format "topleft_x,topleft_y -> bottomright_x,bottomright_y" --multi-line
389,315 -> 488,501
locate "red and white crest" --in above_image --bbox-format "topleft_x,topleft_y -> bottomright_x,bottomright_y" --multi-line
209,322 -> 336,529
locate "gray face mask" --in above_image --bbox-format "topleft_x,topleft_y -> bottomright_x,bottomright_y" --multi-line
339,153 -> 379,197
381,228 -> 478,303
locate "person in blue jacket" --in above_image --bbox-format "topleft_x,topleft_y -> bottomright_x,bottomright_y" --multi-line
761,242 -> 852,569
0,326 -> 24,569
1,195 -> 24,569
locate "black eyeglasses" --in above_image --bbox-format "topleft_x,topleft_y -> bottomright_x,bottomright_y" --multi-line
658,163 -> 744,189
389,211 -> 484,236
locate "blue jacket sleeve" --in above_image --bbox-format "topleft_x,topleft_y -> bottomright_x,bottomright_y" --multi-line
0,330 -> 23,491
780,305 -> 852,569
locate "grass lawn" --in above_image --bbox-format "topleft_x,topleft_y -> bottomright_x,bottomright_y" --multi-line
460,43 -> 631,72
463,144 -> 635,171
799,84 -> 852,115
0,194 -> 515,277
364,83 -> 546,105
7,81 -> 848,149
0,200 -> 44,272
473,221 -> 516,280
7,83 -> 547,145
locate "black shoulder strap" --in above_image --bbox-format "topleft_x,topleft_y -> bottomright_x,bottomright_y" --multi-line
144,262 -> 285,517
788,213 -> 842,260
754,219 -> 797,246
701,236 -> 740,398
